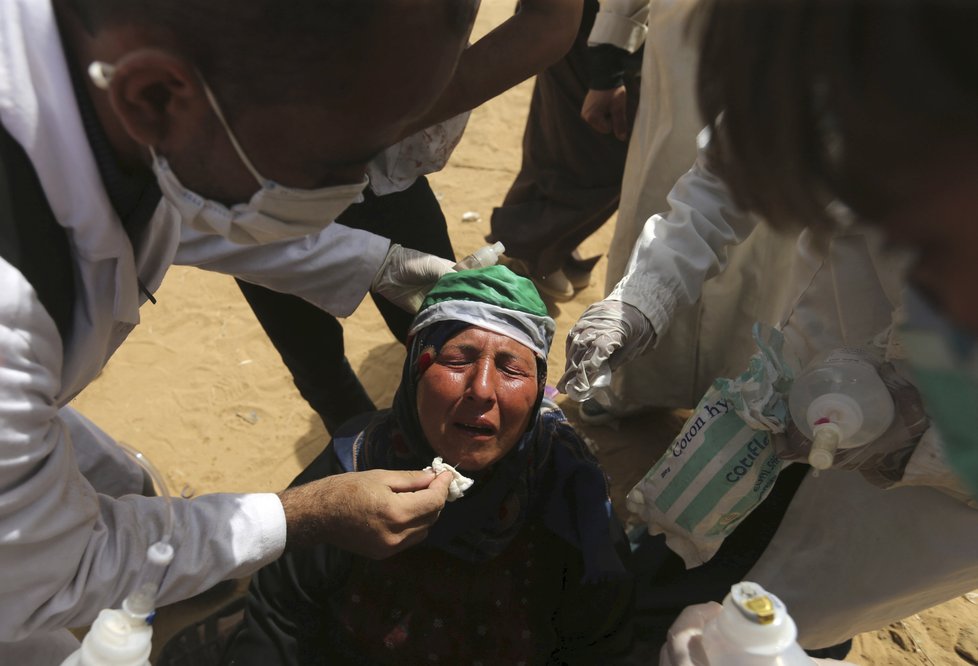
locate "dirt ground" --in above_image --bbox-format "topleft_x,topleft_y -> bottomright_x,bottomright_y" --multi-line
70,2 -> 978,663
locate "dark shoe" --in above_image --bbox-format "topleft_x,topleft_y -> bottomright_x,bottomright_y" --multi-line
532,268 -> 575,302
563,253 -> 601,292
499,255 -> 576,302
579,398 -> 618,426
805,639 -> 853,660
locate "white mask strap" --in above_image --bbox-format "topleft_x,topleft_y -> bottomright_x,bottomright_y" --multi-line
89,60 -> 265,188
200,82 -> 266,187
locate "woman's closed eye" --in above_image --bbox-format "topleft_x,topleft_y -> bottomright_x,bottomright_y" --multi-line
438,353 -> 475,368
437,351 -> 531,378
497,359 -> 532,378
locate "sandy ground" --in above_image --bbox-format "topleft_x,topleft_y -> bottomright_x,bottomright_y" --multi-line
69,2 -> 978,663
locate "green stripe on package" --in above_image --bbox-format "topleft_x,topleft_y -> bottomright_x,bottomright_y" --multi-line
625,324 -> 791,568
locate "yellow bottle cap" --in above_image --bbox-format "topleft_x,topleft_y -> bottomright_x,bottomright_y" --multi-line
742,595 -> 776,625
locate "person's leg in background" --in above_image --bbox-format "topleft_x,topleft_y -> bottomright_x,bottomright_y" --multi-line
237,176 -> 454,431
236,281 -> 374,434
489,0 -> 637,301
350,176 -> 455,343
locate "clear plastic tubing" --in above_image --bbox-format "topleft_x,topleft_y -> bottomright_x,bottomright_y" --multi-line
115,443 -> 176,623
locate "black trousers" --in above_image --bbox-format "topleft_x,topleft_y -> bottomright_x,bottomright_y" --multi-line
489,0 -> 640,277
237,177 -> 455,432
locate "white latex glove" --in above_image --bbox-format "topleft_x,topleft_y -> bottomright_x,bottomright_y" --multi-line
371,244 -> 456,313
557,299 -> 655,401
659,602 -> 855,666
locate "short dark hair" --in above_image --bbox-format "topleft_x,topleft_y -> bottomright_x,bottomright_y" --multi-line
694,0 -> 978,233
67,1 -> 474,110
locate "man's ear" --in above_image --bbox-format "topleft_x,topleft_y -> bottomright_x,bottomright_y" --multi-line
106,49 -> 207,151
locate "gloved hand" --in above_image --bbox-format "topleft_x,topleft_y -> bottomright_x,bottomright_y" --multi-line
371,244 -> 456,313
557,299 -> 655,401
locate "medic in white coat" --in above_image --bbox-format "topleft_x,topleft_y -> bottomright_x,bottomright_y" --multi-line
559,130 -> 978,648
0,0 -> 477,660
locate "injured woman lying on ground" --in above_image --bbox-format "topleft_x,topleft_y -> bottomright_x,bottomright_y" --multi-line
161,266 -> 633,665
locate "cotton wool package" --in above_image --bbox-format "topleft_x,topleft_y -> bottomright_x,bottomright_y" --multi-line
626,325 -> 794,568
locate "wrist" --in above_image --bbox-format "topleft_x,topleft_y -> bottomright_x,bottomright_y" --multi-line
278,481 -> 337,551
587,44 -> 628,90
370,242 -> 398,292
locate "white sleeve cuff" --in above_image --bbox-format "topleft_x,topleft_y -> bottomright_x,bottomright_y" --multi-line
232,492 -> 288,566
607,268 -> 680,344
587,9 -> 650,53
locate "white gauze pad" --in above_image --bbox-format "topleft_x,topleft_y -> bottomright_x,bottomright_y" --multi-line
426,457 -> 474,501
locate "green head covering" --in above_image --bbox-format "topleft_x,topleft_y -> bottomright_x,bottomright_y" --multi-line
410,265 -> 555,357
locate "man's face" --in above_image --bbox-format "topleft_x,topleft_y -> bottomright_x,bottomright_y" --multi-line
416,327 -> 539,474
875,152 -> 978,334
118,1 -> 478,206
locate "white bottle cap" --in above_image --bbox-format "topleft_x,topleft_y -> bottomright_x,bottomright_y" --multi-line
716,582 -> 800,655
79,609 -> 152,665
453,242 -> 506,271
807,393 -> 863,444
809,422 -> 842,470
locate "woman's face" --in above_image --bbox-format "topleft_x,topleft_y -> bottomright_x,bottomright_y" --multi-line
416,327 -> 539,473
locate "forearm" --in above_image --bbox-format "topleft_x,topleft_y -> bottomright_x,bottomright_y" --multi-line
587,43 -> 632,89
586,0 -> 648,88
406,0 -> 584,134
175,223 -> 391,318
0,411 -> 285,637
608,133 -> 762,337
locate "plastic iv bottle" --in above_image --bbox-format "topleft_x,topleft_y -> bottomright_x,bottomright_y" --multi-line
787,347 -> 895,471
60,609 -> 152,666
454,241 -> 505,270
61,444 -> 174,666
697,582 -> 812,666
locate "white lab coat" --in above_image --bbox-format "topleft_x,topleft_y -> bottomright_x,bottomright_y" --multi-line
590,0 -> 978,649
742,229 -> 978,648
602,0 -> 700,296
594,0 -> 799,412
602,135 -> 799,411
0,0 -> 391,658
589,0 -> 650,53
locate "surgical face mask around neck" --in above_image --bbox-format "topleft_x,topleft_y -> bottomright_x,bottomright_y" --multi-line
89,61 -> 368,245
900,286 -> 978,499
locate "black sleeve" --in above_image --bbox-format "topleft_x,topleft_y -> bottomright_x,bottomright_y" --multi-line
548,521 -> 635,664
587,43 -> 631,90
224,543 -> 354,666
0,123 -> 75,342
223,446 -> 354,666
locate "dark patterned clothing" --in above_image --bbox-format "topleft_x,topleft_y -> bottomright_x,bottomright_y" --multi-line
225,290 -> 631,665
223,443 -> 633,666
